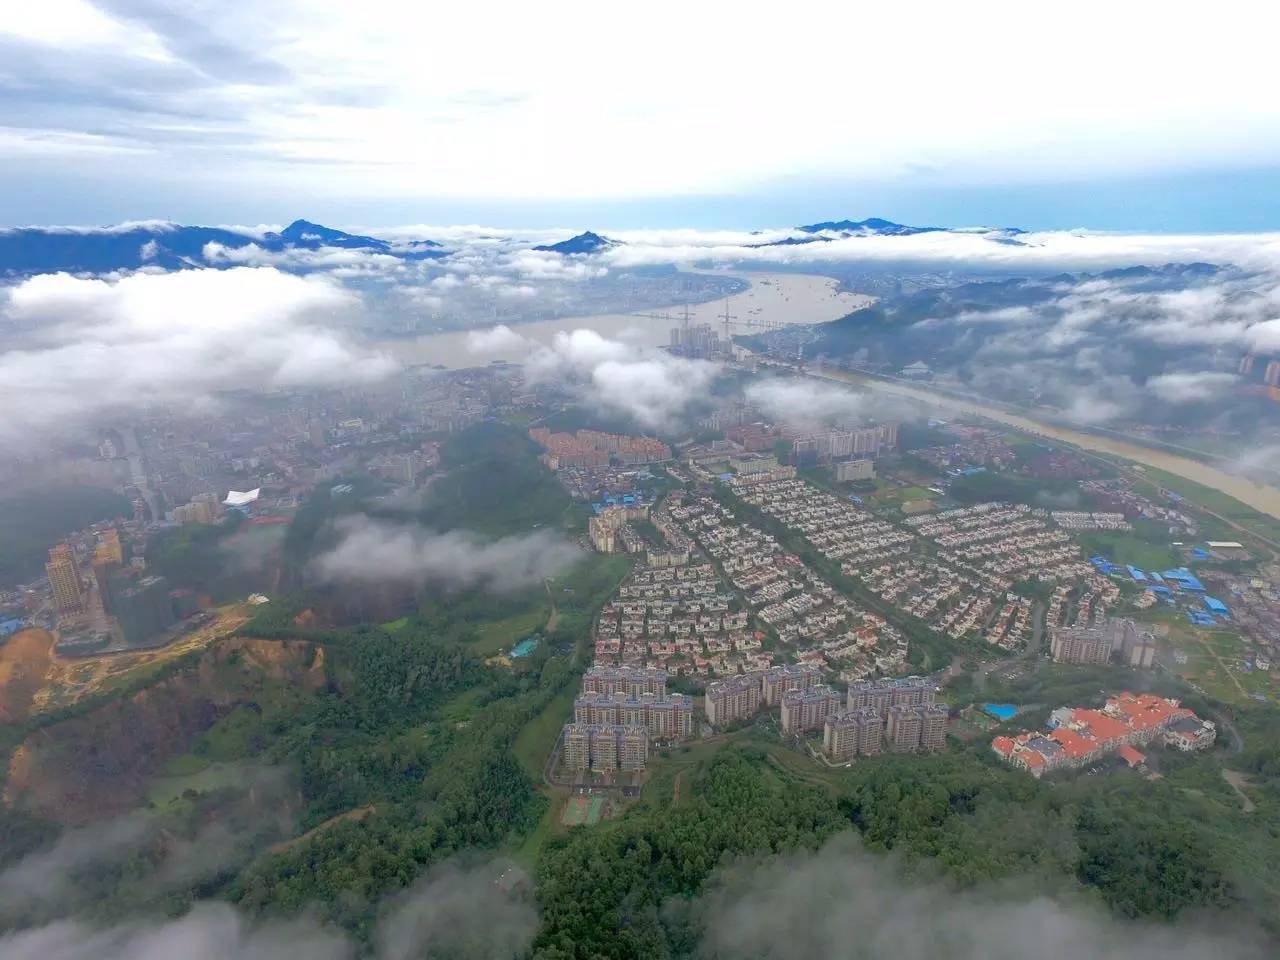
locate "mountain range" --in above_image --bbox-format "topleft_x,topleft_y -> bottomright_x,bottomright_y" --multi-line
532,230 -> 619,255
0,219 -> 448,277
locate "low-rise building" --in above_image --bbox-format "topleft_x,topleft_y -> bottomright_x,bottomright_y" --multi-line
992,692 -> 1214,777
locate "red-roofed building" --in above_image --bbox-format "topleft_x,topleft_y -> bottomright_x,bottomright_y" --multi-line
1118,745 -> 1146,768
992,692 -> 1214,777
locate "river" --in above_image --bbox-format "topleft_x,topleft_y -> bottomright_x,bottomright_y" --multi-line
813,367 -> 1280,521
375,266 -> 1280,522
377,270 -> 872,368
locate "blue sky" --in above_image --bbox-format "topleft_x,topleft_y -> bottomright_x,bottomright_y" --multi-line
3,1 -> 1280,232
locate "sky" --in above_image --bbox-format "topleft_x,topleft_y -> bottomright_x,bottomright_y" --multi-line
2,0 -> 1280,231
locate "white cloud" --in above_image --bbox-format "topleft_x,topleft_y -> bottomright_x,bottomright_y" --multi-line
696,836 -> 1270,960
1146,371 -> 1239,403
311,516 -> 581,591
525,328 -> 716,431
6,3 -> 1280,204
0,267 -> 395,442
0,858 -> 534,960
466,324 -> 531,354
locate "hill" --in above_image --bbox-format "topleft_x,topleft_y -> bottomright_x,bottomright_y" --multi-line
0,218 -> 448,277
532,230 -> 618,254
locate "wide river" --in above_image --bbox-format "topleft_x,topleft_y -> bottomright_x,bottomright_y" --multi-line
377,267 -> 1280,521
378,270 -> 872,368
814,368 -> 1280,521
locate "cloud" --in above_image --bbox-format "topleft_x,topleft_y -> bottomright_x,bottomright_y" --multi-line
745,378 -> 912,432
0,765 -> 297,928
525,328 -> 717,431
375,859 -> 537,960
1145,371 -> 1239,403
310,516 -> 581,591
0,816 -> 152,919
0,857 -> 535,960
465,324 -> 531,354
0,903 -> 352,960
693,836 -> 1270,960
0,267 -> 396,443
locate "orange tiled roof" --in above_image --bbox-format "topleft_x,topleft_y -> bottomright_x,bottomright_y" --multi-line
1049,726 -> 1097,759
1072,708 -> 1130,742
1118,745 -> 1145,766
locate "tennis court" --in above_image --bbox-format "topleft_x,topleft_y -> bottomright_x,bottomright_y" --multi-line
560,795 -> 605,826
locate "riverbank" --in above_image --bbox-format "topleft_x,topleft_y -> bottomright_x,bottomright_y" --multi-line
812,365 -> 1280,525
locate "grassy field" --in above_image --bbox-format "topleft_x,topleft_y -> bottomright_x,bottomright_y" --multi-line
471,609 -> 548,656
512,685 -> 575,779
147,758 -> 250,807
1138,466 -> 1280,545
1166,625 -> 1279,706
1075,530 -> 1177,572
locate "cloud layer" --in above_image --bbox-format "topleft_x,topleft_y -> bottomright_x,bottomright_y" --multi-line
525,328 -> 718,431
0,267 -> 395,442
0,858 -> 535,960
310,516 -> 580,591
694,837 -> 1270,960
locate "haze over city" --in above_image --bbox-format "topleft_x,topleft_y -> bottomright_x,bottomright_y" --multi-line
2,3 -> 1280,960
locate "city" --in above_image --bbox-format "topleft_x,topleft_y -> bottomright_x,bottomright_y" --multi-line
3,4 -> 1280,957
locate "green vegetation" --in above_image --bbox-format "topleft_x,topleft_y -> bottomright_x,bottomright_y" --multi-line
419,422 -> 576,537
1074,529 -> 1177,572
533,736 -> 1280,957
1137,466 -> 1280,545
947,469 -> 1077,506
0,485 -> 129,584
472,609 -> 548,655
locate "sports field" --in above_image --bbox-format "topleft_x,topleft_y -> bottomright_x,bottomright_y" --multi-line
560,795 -> 604,826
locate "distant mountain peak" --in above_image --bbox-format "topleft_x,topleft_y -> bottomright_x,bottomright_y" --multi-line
532,231 -> 619,254
0,218 -> 449,277
797,217 -> 944,237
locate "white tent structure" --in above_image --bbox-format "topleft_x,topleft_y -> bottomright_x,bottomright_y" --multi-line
223,488 -> 260,508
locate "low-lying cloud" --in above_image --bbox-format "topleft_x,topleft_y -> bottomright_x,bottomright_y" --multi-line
526,328 -> 718,431
310,516 -> 580,591
745,378 -> 916,432
0,858 -> 535,960
693,836 -> 1270,960
0,267 -> 395,443
465,323 -> 532,354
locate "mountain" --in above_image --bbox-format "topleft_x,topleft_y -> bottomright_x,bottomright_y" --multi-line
532,231 -> 618,255
269,219 -> 393,251
797,217 -> 945,236
0,218 -> 448,277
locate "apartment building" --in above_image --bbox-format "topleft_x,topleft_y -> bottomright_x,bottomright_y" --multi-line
562,723 -> 591,771
761,662 -> 823,705
780,684 -> 843,735
705,673 -> 763,725
822,706 -> 883,761
1049,621 -> 1113,665
619,726 -> 649,770
846,676 -> 935,713
582,665 -> 668,698
573,690 -> 695,741
1050,616 -> 1155,667
590,726 -> 619,772
885,703 -> 948,752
